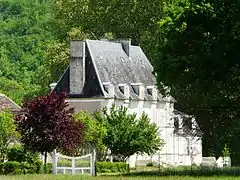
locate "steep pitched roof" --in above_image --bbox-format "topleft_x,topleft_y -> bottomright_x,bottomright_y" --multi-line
0,94 -> 21,112
86,40 -> 155,86
54,40 -> 166,101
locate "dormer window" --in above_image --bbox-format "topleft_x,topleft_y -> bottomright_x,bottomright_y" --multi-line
174,117 -> 180,133
147,88 -> 153,95
119,86 -> 124,94
103,85 -> 107,93
131,85 -> 139,95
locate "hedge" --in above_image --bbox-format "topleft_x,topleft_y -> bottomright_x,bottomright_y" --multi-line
96,162 -> 129,173
0,161 -> 51,175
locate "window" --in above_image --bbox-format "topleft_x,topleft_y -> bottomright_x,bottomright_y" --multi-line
174,117 -> 179,133
182,116 -> 192,133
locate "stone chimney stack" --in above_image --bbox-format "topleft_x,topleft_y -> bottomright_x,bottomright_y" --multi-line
70,41 -> 86,95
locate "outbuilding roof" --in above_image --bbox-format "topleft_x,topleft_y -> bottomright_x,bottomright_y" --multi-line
0,94 -> 21,112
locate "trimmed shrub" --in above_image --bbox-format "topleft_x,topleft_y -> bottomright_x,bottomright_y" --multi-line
0,162 -> 4,174
34,160 -> 42,174
0,160 -> 44,175
40,163 -> 52,174
4,161 -> 22,175
7,145 -> 39,164
97,162 -> 129,173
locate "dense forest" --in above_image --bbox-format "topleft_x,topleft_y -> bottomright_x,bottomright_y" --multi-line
0,0 -> 55,104
1,0 -> 240,164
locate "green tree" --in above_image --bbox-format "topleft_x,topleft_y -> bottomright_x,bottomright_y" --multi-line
152,0 -> 240,160
74,111 -> 107,150
97,105 -> 163,162
0,0 -> 55,103
0,110 -> 19,162
51,0 -> 163,44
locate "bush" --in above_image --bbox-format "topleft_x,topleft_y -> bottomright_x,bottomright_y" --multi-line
4,161 -> 22,175
7,145 -> 39,164
34,160 -> 42,174
40,163 -> 52,174
0,160 -> 44,175
97,162 -> 129,173
0,162 -> 4,174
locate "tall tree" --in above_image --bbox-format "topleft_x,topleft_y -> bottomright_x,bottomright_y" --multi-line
153,0 -> 240,162
16,92 -> 84,173
74,111 -> 107,151
0,0 -> 55,103
51,0 -> 163,44
96,105 -> 163,162
0,110 -> 19,162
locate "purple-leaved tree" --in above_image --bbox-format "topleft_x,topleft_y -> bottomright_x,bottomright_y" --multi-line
16,92 -> 84,173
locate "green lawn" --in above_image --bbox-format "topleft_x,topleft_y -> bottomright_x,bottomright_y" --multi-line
1,174 -> 240,180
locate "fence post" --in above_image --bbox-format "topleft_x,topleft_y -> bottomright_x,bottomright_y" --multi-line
72,158 -> 75,174
52,149 -> 57,175
90,148 -> 96,176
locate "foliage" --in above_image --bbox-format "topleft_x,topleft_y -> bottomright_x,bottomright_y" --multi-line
51,0 -> 163,44
96,105 -> 163,162
7,144 -> 39,164
0,110 -> 19,162
40,163 -> 52,174
96,161 -> 129,173
15,92 -> 84,172
0,0 -> 55,104
151,0 -> 240,159
74,111 -> 107,150
3,161 -> 22,175
222,145 -> 230,160
0,160 -> 43,175
39,0 -> 169,85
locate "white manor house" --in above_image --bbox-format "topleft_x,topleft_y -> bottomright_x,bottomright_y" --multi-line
52,39 -> 202,167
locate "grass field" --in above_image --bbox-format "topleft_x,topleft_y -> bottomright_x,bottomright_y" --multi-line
1,174 -> 240,180
2,166 -> 240,180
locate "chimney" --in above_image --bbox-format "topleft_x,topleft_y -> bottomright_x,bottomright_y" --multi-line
131,83 -> 145,100
70,41 -> 86,95
114,39 -> 131,57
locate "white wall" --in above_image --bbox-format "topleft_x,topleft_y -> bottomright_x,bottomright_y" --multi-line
69,98 -> 202,167
104,98 -> 202,167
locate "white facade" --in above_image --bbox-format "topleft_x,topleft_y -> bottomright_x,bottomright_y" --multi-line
56,40 -> 202,168
67,83 -> 202,168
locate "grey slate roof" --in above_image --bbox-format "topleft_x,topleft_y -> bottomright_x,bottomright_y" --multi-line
54,40 -> 165,101
0,94 -> 21,112
86,40 -> 155,86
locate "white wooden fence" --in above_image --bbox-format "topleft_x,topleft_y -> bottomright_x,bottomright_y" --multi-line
52,149 -> 96,176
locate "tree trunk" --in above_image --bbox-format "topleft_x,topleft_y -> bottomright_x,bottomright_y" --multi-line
44,151 -> 47,174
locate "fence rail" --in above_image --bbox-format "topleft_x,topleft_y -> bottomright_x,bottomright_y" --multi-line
52,149 -> 96,176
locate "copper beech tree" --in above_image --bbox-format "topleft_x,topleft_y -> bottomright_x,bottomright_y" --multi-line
16,92 -> 84,173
